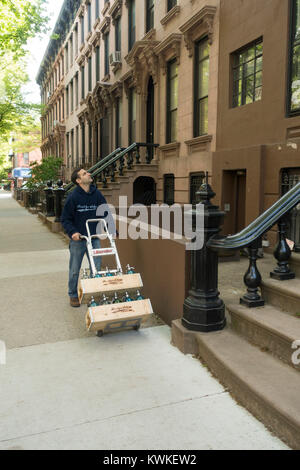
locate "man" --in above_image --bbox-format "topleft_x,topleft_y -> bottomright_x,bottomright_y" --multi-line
61,167 -> 112,307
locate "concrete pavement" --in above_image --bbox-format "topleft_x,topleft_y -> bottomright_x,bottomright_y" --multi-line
0,191 -> 289,450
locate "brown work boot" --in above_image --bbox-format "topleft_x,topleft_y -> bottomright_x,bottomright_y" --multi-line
70,297 -> 80,308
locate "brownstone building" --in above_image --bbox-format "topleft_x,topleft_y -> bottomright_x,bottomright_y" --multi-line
37,0 -> 300,245
37,0 -> 220,206
214,0 -> 300,248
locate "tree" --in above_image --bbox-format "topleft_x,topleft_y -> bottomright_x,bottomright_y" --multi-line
0,57 -> 41,140
29,155 -> 63,186
0,0 -> 49,60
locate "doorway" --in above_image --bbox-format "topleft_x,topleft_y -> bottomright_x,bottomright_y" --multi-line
100,114 -> 109,159
222,170 -> 246,235
146,77 -> 155,159
133,176 -> 156,205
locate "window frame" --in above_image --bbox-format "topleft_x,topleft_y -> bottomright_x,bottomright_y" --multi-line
231,37 -> 263,108
166,58 -> 178,143
146,0 -> 154,33
164,174 -> 175,206
167,0 -> 177,12
194,36 -> 210,137
128,0 -> 136,52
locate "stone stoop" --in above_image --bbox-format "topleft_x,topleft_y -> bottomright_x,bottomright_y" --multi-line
172,272 -> 300,450
96,163 -> 159,206
261,278 -> 300,315
172,318 -> 300,449
289,252 -> 300,278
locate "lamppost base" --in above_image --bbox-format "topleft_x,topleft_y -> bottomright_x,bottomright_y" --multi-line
182,302 -> 226,332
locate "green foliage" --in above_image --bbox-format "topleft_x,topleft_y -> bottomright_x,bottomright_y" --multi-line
29,155 -> 62,187
0,57 -> 42,140
0,0 -> 49,60
0,166 -> 10,181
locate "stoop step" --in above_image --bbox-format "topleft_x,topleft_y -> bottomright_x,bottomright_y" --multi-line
172,319 -> 300,449
289,253 -> 300,277
261,278 -> 300,315
227,303 -> 300,370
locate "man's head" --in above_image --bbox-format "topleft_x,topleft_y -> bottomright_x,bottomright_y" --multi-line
71,168 -> 93,187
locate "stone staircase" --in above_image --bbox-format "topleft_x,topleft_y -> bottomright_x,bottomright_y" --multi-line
172,252 -> 300,449
96,162 -> 159,207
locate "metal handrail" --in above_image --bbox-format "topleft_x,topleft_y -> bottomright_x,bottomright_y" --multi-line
64,147 -> 125,192
91,142 -> 159,180
207,181 -> 300,250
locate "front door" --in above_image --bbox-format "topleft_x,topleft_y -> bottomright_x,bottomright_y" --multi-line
146,77 -> 155,160
222,170 -> 246,235
100,115 -> 109,159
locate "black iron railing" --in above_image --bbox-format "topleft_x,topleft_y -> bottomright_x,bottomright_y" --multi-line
182,179 -> 300,333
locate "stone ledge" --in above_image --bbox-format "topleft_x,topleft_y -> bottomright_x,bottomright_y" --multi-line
38,212 -> 62,233
171,319 -> 199,355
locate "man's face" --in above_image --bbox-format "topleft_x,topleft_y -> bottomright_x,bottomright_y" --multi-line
77,169 -> 93,185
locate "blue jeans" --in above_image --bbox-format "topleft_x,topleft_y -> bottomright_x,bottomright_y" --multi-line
68,238 -> 101,298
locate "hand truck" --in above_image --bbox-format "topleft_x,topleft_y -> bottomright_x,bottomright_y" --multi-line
80,218 -> 122,278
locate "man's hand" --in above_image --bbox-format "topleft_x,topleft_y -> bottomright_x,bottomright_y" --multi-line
72,232 -> 81,241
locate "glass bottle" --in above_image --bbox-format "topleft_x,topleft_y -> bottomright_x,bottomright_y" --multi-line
112,292 -> 122,304
135,290 -> 144,301
123,291 -> 132,302
100,294 -> 111,305
126,264 -> 135,274
89,296 -> 98,307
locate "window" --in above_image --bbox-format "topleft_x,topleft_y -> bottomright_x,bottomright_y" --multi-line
115,98 -> 122,147
190,173 -> 205,205
71,129 -> 74,167
81,15 -> 85,44
88,123 -> 92,162
194,37 -> 210,136
146,0 -> 154,33
66,133 -> 70,163
115,16 -> 121,52
75,24 -> 78,56
96,46 -> 100,82
128,0 -> 136,52
75,73 -> 79,107
167,0 -> 177,12
88,56 -> 92,92
70,34 -> 73,66
164,174 -> 175,205
166,59 -> 178,143
95,0 -> 99,19
232,38 -> 263,108
65,43 -> 69,73
104,34 -> 110,76
81,66 -> 85,99
129,89 -> 137,144
76,126 -> 79,166
288,0 -> 300,114
81,123 -> 86,164
23,153 -> 29,165
70,79 -> 73,112
87,2 -> 92,32
66,86 -> 69,116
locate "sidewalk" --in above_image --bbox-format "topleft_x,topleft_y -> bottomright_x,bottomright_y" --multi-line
0,190 -> 288,450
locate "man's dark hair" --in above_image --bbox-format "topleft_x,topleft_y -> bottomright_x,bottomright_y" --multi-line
71,168 -> 83,185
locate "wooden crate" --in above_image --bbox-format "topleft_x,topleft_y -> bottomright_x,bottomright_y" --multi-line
78,273 -> 143,304
85,298 -> 153,333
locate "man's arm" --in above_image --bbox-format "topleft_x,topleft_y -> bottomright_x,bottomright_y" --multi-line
61,195 -> 79,239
